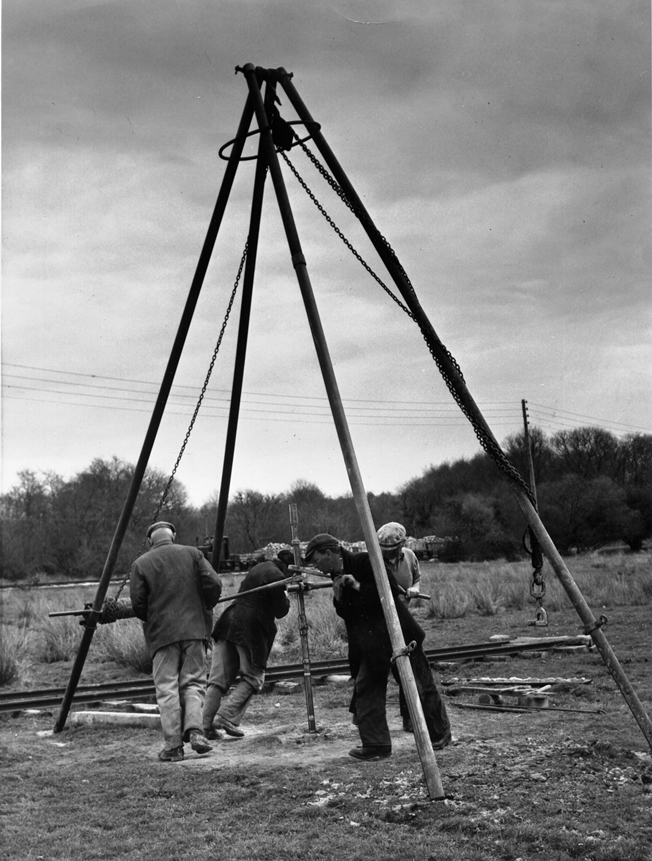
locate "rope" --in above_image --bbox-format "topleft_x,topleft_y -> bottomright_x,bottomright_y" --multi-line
111,242 -> 249,602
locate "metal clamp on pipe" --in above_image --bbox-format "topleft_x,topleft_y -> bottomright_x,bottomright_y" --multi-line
584,614 -> 608,635
391,640 -> 417,664
288,564 -> 331,578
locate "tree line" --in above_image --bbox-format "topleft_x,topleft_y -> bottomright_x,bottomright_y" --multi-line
1,426 -> 650,581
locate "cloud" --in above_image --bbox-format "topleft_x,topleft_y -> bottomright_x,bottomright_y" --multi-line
2,0 -> 650,505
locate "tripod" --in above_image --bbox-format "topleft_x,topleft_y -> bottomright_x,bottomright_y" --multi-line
53,65 -> 652,801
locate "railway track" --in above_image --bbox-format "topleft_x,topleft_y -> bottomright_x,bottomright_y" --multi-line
0,636 -> 588,714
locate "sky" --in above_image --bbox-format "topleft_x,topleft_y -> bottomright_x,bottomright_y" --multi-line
2,0 -> 651,509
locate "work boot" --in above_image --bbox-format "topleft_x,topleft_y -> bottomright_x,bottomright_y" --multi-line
203,725 -> 224,741
348,746 -> 391,761
215,714 -> 245,738
189,731 -> 213,754
158,745 -> 184,763
432,732 -> 452,751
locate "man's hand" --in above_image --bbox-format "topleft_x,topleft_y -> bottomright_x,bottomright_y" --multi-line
341,573 -> 361,591
406,586 -> 421,599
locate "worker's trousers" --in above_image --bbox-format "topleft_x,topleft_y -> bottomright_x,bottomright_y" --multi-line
152,639 -> 206,750
354,645 -> 451,749
204,639 -> 263,729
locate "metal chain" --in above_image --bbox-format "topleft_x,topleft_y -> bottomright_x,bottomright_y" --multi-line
112,242 -> 248,601
280,150 -> 413,318
284,139 -> 535,502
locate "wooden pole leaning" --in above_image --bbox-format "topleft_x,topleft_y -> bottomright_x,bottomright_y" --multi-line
517,491 -> 652,750
277,68 -> 652,752
239,64 -> 445,800
53,95 -> 257,733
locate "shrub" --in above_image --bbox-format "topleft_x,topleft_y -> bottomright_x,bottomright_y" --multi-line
272,590 -> 347,662
95,619 -> 152,674
425,584 -> 473,619
36,615 -> 82,663
14,591 -> 50,626
0,623 -> 33,685
472,582 -> 505,616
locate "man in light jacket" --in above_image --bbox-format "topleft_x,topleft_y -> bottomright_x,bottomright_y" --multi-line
130,521 -> 222,762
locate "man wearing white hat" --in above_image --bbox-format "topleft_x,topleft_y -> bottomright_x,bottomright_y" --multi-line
130,521 -> 222,762
376,522 -> 421,604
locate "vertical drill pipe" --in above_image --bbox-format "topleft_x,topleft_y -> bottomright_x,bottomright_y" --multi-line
240,64 -> 445,799
289,504 -> 317,732
278,69 -> 652,751
54,96 -> 256,733
211,84 -> 271,571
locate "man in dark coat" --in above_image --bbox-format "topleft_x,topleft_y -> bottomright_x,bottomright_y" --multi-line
130,521 -> 222,762
203,553 -> 291,739
304,533 -> 451,761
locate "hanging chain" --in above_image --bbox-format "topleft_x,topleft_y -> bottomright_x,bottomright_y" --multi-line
283,138 -> 535,503
111,242 -> 249,602
280,149 -> 413,318
149,242 -> 248,523
522,525 -> 548,626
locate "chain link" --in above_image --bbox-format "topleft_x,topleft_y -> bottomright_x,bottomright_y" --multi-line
280,150 -> 413,318
284,139 -> 535,502
112,243 -> 248,601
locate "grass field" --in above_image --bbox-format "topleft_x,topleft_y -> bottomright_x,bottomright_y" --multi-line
1,554 -> 651,860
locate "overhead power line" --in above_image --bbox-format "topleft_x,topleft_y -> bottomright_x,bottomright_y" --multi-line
2,374 -> 518,417
2,393 -> 519,428
528,402 -> 652,435
2,363 -> 517,405
2,362 -> 650,436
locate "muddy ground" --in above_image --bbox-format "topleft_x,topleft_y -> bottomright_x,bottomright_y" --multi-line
6,604 -> 652,775
2,604 -> 651,860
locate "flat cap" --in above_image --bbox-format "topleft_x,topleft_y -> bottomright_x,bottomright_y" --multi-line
304,533 -> 340,562
377,522 -> 406,548
146,521 -> 176,539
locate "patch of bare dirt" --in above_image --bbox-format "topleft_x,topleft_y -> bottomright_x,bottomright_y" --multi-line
6,604 -> 652,779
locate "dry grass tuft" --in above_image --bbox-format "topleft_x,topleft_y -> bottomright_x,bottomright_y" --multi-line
0,623 -> 34,685
94,618 -> 153,674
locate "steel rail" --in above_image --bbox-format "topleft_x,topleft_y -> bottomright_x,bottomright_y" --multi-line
1,637 -> 591,713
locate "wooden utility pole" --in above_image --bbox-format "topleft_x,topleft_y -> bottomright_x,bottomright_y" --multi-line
521,399 -> 538,506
